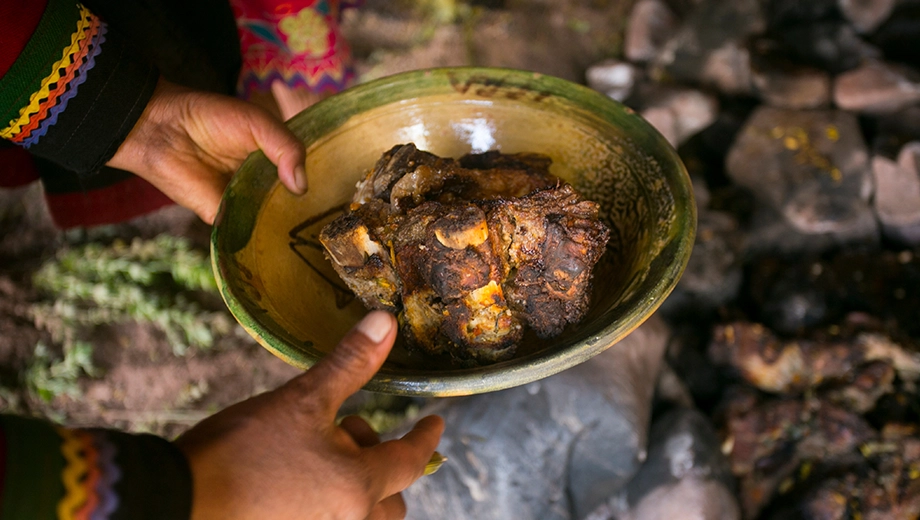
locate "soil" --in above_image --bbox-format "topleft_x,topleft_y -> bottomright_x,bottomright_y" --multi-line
0,0 -> 628,437
0,184 -> 302,438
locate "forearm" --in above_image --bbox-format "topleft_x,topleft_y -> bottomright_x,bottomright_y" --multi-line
0,414 -> 192,520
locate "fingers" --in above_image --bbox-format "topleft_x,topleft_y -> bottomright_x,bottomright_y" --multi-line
365,415 -> 445,499
339,415 -> 380,447
270,80 -> 324,121
364,493 -> 406,520
284,311 -> 396,419
245,103 -> 307,194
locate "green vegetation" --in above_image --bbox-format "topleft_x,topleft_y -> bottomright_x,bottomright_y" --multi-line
32,234 -> 231,357
24,234 -> 232,403
25,342 -> 96,403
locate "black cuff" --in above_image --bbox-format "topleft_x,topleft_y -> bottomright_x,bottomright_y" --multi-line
93,429 -> 194,520
27,28 -> 159,178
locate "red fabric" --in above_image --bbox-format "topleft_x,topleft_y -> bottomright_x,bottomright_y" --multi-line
0,0 -> 49,77
231,0 -> 356,97
45,175 -> 175,229
0,147 -> 41,188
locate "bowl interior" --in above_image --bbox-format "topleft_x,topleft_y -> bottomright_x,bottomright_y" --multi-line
212,68 -> 695,396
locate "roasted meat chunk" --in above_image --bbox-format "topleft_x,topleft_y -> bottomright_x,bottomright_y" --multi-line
320,199 -> 401,312
487,184 -> 610,338
319,144 -> 609,364
353,143 -> 558,208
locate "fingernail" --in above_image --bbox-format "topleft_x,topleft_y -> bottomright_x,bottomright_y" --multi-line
293,164 -> 308,193
356,311 -> 392,343
424,452 -> 447,476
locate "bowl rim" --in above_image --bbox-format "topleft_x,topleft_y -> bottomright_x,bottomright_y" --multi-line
211,66 -> 697,396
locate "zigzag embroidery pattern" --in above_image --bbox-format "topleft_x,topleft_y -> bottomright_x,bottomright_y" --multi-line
56,428 -> 93,520
91,431 -> 122,519
11,14 -> 98,140
238,50 -> 353,96
72,433 -> 102,520
22,22 -> 106,148
0,5 -> 104,145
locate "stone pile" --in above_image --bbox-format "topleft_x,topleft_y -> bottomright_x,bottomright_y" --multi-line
585,0 -> 920,273
342,0 -> 920,517
580,0 -> 920,518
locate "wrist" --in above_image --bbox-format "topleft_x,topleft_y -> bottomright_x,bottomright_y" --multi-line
106,76 -> 176,175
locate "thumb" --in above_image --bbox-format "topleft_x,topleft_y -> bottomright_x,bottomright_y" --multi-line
284,311 -> 396,420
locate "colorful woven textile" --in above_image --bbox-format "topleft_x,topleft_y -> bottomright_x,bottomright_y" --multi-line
231,0 -> 359,98
0,415 -> 192,520
0,4 -> 105,148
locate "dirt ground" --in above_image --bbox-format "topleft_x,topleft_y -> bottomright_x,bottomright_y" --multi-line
0,0 -> 628,437
0,184 -> 304,437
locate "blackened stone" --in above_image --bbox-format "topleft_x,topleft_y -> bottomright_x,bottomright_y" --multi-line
871,1 -> 920,70
665,329 -> 732,414
744,254 -> 841,334
661,210 -> 745,311
745,249 -> 920,339
691,97 -> 761,190
469,0 -> 505,7
871,106 -> 920,158
743,203 -> 879,256
655,363 -> 696,409
865,386 -> 920,427
726,107 -> 876,246
775,21 -> 881,73
707,185 -> 756,226
760,269 -> 832,335
691,175 -> 711,211
700,41 -> 755,96
765,0 -> 840,30
662,0 -> 702,18
652,0 -> 765,93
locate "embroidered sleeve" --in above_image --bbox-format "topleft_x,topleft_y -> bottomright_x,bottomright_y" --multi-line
0,0 -> 159,177
0,415 -> 193,520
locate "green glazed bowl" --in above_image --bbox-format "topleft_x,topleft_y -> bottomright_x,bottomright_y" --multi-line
211,67 -> 696,396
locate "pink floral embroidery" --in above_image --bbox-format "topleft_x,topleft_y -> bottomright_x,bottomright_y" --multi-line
231,0 -> 358,97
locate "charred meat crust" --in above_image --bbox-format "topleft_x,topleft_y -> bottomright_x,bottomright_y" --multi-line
320,143 -> 609,365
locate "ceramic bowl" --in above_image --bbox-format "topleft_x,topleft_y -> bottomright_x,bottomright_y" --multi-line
211,67 -> 695,396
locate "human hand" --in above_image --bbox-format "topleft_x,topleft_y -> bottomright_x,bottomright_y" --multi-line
175,311 -> 444,520
271,80 -> 329,121
106,78 -> 307,224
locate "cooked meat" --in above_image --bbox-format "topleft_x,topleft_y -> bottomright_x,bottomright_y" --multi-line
487,184 -> 610,338
320,143 -> 609,364
390,201 -> 522,362
723,389 -> 875,519
709,321 -> 920,394
320,199 -> 402,312
354,143 -> 558,209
